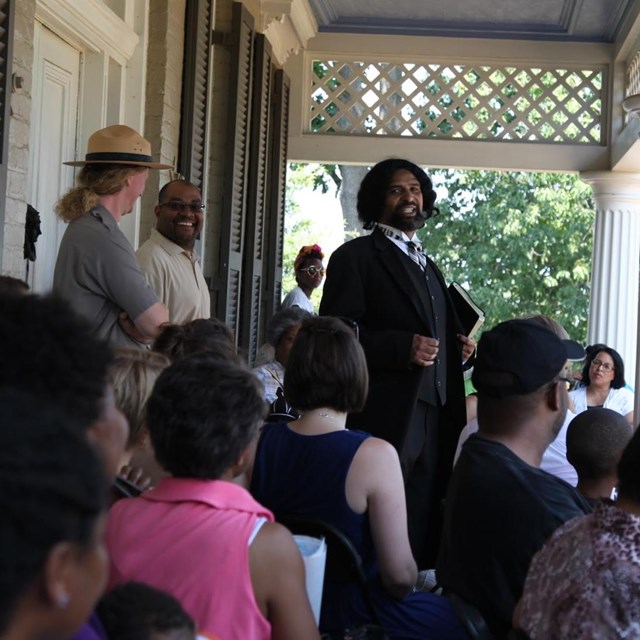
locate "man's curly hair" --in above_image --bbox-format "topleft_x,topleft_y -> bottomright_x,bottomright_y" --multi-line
357,158 -> 439,230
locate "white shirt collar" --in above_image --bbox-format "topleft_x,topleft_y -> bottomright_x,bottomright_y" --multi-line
376,223 -> 422,246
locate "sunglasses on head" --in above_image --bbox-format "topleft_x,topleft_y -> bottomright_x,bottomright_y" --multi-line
298,266 -> 325,276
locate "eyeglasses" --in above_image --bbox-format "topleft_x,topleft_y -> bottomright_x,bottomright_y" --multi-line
591,359 -> 614,372
158,201 -> 205,214
298,266 -> 325,276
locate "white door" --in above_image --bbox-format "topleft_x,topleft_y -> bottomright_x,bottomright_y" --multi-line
28,23 -> 80,292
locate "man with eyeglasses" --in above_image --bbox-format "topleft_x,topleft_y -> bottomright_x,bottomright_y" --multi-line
137,180 -> 211,323
436,319 -> 591,639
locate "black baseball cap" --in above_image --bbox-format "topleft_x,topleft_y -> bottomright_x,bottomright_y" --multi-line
472,319 -> 585,398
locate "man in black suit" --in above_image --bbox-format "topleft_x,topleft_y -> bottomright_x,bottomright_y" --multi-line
320,159 -> 474,566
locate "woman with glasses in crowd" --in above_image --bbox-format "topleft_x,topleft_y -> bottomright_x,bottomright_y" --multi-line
569,344 -> 634,426
281,244 -> 325,313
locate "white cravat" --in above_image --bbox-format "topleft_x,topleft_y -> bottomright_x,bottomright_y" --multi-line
376,223 -> 427,271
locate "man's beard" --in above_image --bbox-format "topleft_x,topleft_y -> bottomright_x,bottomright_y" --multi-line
389,209 -> 427,232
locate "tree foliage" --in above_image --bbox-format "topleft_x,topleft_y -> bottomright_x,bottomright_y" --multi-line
285,164 -> 595,342
282,163 -> 338,309
420,170 -> 594,341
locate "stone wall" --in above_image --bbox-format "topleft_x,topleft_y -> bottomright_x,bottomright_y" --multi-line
2,0 -> 36,277
140,0 -> 186,244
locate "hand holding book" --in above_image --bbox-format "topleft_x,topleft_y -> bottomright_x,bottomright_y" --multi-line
448,282 -> 485,339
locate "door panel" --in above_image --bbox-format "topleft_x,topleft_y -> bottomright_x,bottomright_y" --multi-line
28,23 -> 80,292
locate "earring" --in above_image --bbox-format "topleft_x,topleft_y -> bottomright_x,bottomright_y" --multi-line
57,592 -> 70,608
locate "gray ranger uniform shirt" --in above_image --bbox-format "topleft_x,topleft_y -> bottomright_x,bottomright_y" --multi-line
53,204 -> 159,348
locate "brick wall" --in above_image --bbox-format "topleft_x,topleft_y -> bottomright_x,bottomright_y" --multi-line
140,0 -> 186,244
2,0 -> 36,277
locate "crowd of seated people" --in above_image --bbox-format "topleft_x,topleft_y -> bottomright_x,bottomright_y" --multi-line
453,315 -> 584,487
517,424 -> 640,639
106,355 -> 319,640
251,316 -> 466,639
3,281 -> 640,640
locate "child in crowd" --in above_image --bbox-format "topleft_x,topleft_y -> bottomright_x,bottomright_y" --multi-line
518,425 -> 640,638
97,582 -> 221,640
566,407 -> 632,503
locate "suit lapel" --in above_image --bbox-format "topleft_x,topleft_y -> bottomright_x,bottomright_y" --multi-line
372,229 -> 435,335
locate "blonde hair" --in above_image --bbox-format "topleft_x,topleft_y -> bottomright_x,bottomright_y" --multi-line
108,349 -> 170,450
56,165 -> 147,222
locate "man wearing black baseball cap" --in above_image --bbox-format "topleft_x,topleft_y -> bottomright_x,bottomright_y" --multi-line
436,319 -> 591,639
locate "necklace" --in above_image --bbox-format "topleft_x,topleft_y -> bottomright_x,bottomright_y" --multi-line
300,408 -> 347,428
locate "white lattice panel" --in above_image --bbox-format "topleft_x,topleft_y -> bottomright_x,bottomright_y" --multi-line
626,49 -> 640,97
309,60 -> 604,144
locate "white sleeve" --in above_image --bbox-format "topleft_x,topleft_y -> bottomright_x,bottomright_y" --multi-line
248,517 -> 268,546
569,387 -> 586,414
608,387 -> 635,416
453,419 -> 479,467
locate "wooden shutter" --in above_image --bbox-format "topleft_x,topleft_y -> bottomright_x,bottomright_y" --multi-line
0,0 -> 14,230
262,68 -> 290,327
216,2 -> 254,332
239,33 -> 273,363
179,0 -> 213,189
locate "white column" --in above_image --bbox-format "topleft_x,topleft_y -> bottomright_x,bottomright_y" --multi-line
580,172 -> 640,402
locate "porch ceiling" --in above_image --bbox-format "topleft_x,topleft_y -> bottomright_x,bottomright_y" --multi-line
307,0 -> 635,43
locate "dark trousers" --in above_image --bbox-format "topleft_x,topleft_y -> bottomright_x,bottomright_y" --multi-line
400,401 -> 442,569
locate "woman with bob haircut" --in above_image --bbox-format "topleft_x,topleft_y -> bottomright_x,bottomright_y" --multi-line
251,316 -> 466,639
569,343 -> 634,425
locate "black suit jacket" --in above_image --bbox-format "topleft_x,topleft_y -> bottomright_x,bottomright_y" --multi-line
320,228 -> 466,459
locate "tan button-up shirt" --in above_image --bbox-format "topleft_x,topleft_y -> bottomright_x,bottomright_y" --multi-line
136,228 -> 210,324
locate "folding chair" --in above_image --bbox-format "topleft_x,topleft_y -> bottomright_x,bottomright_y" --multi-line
446,592 -> 496,640
276,514 -> 384,630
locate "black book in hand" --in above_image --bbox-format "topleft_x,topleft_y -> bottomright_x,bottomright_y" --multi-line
448,282 -> 485,339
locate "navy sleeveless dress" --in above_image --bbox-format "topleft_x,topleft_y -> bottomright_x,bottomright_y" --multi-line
250,423 -> 465,640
